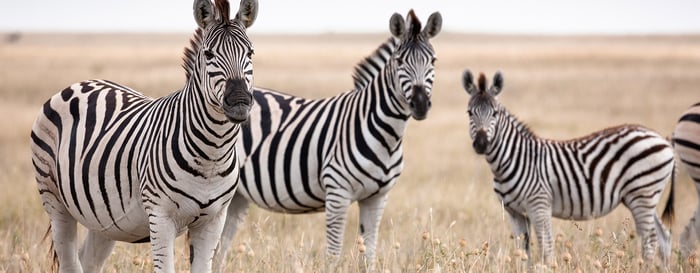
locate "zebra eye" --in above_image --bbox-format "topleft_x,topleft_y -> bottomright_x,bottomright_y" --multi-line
204,50 -> 215,60
492,111 -> 499,117
395,57 -> 404,66
467,110 -> 473,116
430,58 -> 437,65
246,49 -> 255,58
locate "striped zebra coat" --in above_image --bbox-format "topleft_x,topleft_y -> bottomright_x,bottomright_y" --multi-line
462,70 -> 675,267
674,103 -> 700,258
213,10 -> 442,272
29,1 -> 257,272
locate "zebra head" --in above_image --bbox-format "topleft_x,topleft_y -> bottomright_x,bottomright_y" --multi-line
389,10 -> 442,121
192,0 -> 258,123
463,70 -> 504,155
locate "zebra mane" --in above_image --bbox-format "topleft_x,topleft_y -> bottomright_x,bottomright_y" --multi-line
351,37 -> 400,91
182,28 -> 203,80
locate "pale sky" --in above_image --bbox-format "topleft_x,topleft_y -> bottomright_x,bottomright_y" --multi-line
1,0 -> 699,34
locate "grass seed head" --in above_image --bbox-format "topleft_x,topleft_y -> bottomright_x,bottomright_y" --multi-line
356,236 -> 364,245
562,252 -> 572,263
459,238 -> 467,248
615,249 -> 625,259
236,244 -> 246,254
358,244 -> 366,254
594,227 -> 603,237
422,231 -> 430,241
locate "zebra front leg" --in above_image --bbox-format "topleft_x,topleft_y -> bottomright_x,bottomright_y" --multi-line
213,193 -> 249,273
325,189 -> 352,271
358,192 -> 388,273
529,205 -> 554,266
189,206 -> 229,273
505,208 -> 531,263
79,230 -> 116,273
148,213 -> 178,273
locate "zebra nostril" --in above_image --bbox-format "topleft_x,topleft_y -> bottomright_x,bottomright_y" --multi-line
409,101 -> 415,109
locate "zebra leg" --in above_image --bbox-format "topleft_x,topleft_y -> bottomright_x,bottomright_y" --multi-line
213,193 -> 249,273
189,206 -> 228,273
529,206 -> 554,265
148,213 -> 177,273
325,190 -> 352,271
654,213 -> 672,268
681,182 -> 700,258
41,192 -> 83,273
628,206 -> 659,263
79,230 -> 115,273
505,208 -> 531,261
358,192 -> 388,273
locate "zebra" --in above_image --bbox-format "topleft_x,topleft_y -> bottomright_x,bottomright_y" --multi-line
212,10 -> 442,272
674,103 -> 700,258
461,69 -> 675,267
29,0 -> 257,272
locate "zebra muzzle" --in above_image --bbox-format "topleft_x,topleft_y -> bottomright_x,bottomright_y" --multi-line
473,130 -> 488,154
223,78 -> 253,123
409,85 -> 431,120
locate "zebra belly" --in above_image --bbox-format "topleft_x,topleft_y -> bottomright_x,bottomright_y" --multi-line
62,190 -> 151,242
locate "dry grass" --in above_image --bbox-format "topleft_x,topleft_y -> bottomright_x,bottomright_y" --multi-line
1,32 -> 700,272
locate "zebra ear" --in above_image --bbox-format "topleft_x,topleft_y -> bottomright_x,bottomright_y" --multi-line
422,12 -> 442,39
389,13 -> 405,38
490,71 -> 504,96
462,70 -> 478,95
194,0 -> 217,29
235,0 -> 258,28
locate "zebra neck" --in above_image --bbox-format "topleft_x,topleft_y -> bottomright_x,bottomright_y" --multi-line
361,67 -> 411,150
173,81 -> 240,167
485,111 -> 541,181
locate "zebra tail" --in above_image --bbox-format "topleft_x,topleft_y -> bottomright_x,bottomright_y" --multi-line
42,223 -> 59,273
662,160 -> 676,226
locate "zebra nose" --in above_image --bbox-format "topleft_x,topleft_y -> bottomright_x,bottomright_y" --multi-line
222,78 -> 252,123
473,130 -> 489,154
409,85 -> 431,120
224,78 -> 250,106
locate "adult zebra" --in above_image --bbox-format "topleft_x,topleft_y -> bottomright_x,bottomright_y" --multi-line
29,0 -> 257,272
461,70 -> 675,267
675,103 -> 700,258
213,10 -> 442,272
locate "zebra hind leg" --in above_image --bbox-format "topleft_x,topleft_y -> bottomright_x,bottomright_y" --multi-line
681,181 -> 700,259
654,213 -> 672,268
213,193 -> 250,273
79,230 -> 115,273
629,206 -> 659,267
48,210 -> 82,273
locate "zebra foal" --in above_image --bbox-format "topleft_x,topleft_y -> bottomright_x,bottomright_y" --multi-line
30,0 -> 257,272
213,10 -> 442,273
462,70 -> 675,267
674,103 -> 700,258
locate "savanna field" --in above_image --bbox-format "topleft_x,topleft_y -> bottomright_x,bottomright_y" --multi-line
1,32 -> 699,272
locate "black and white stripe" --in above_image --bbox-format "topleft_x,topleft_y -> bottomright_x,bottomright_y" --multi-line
462,70 -> 675,267
675,103 -> 700,258
213,10 -> 442,272
30,1 -> 257,272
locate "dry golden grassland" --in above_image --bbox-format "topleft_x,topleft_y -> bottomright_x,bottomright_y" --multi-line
1,32 -> 699,272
